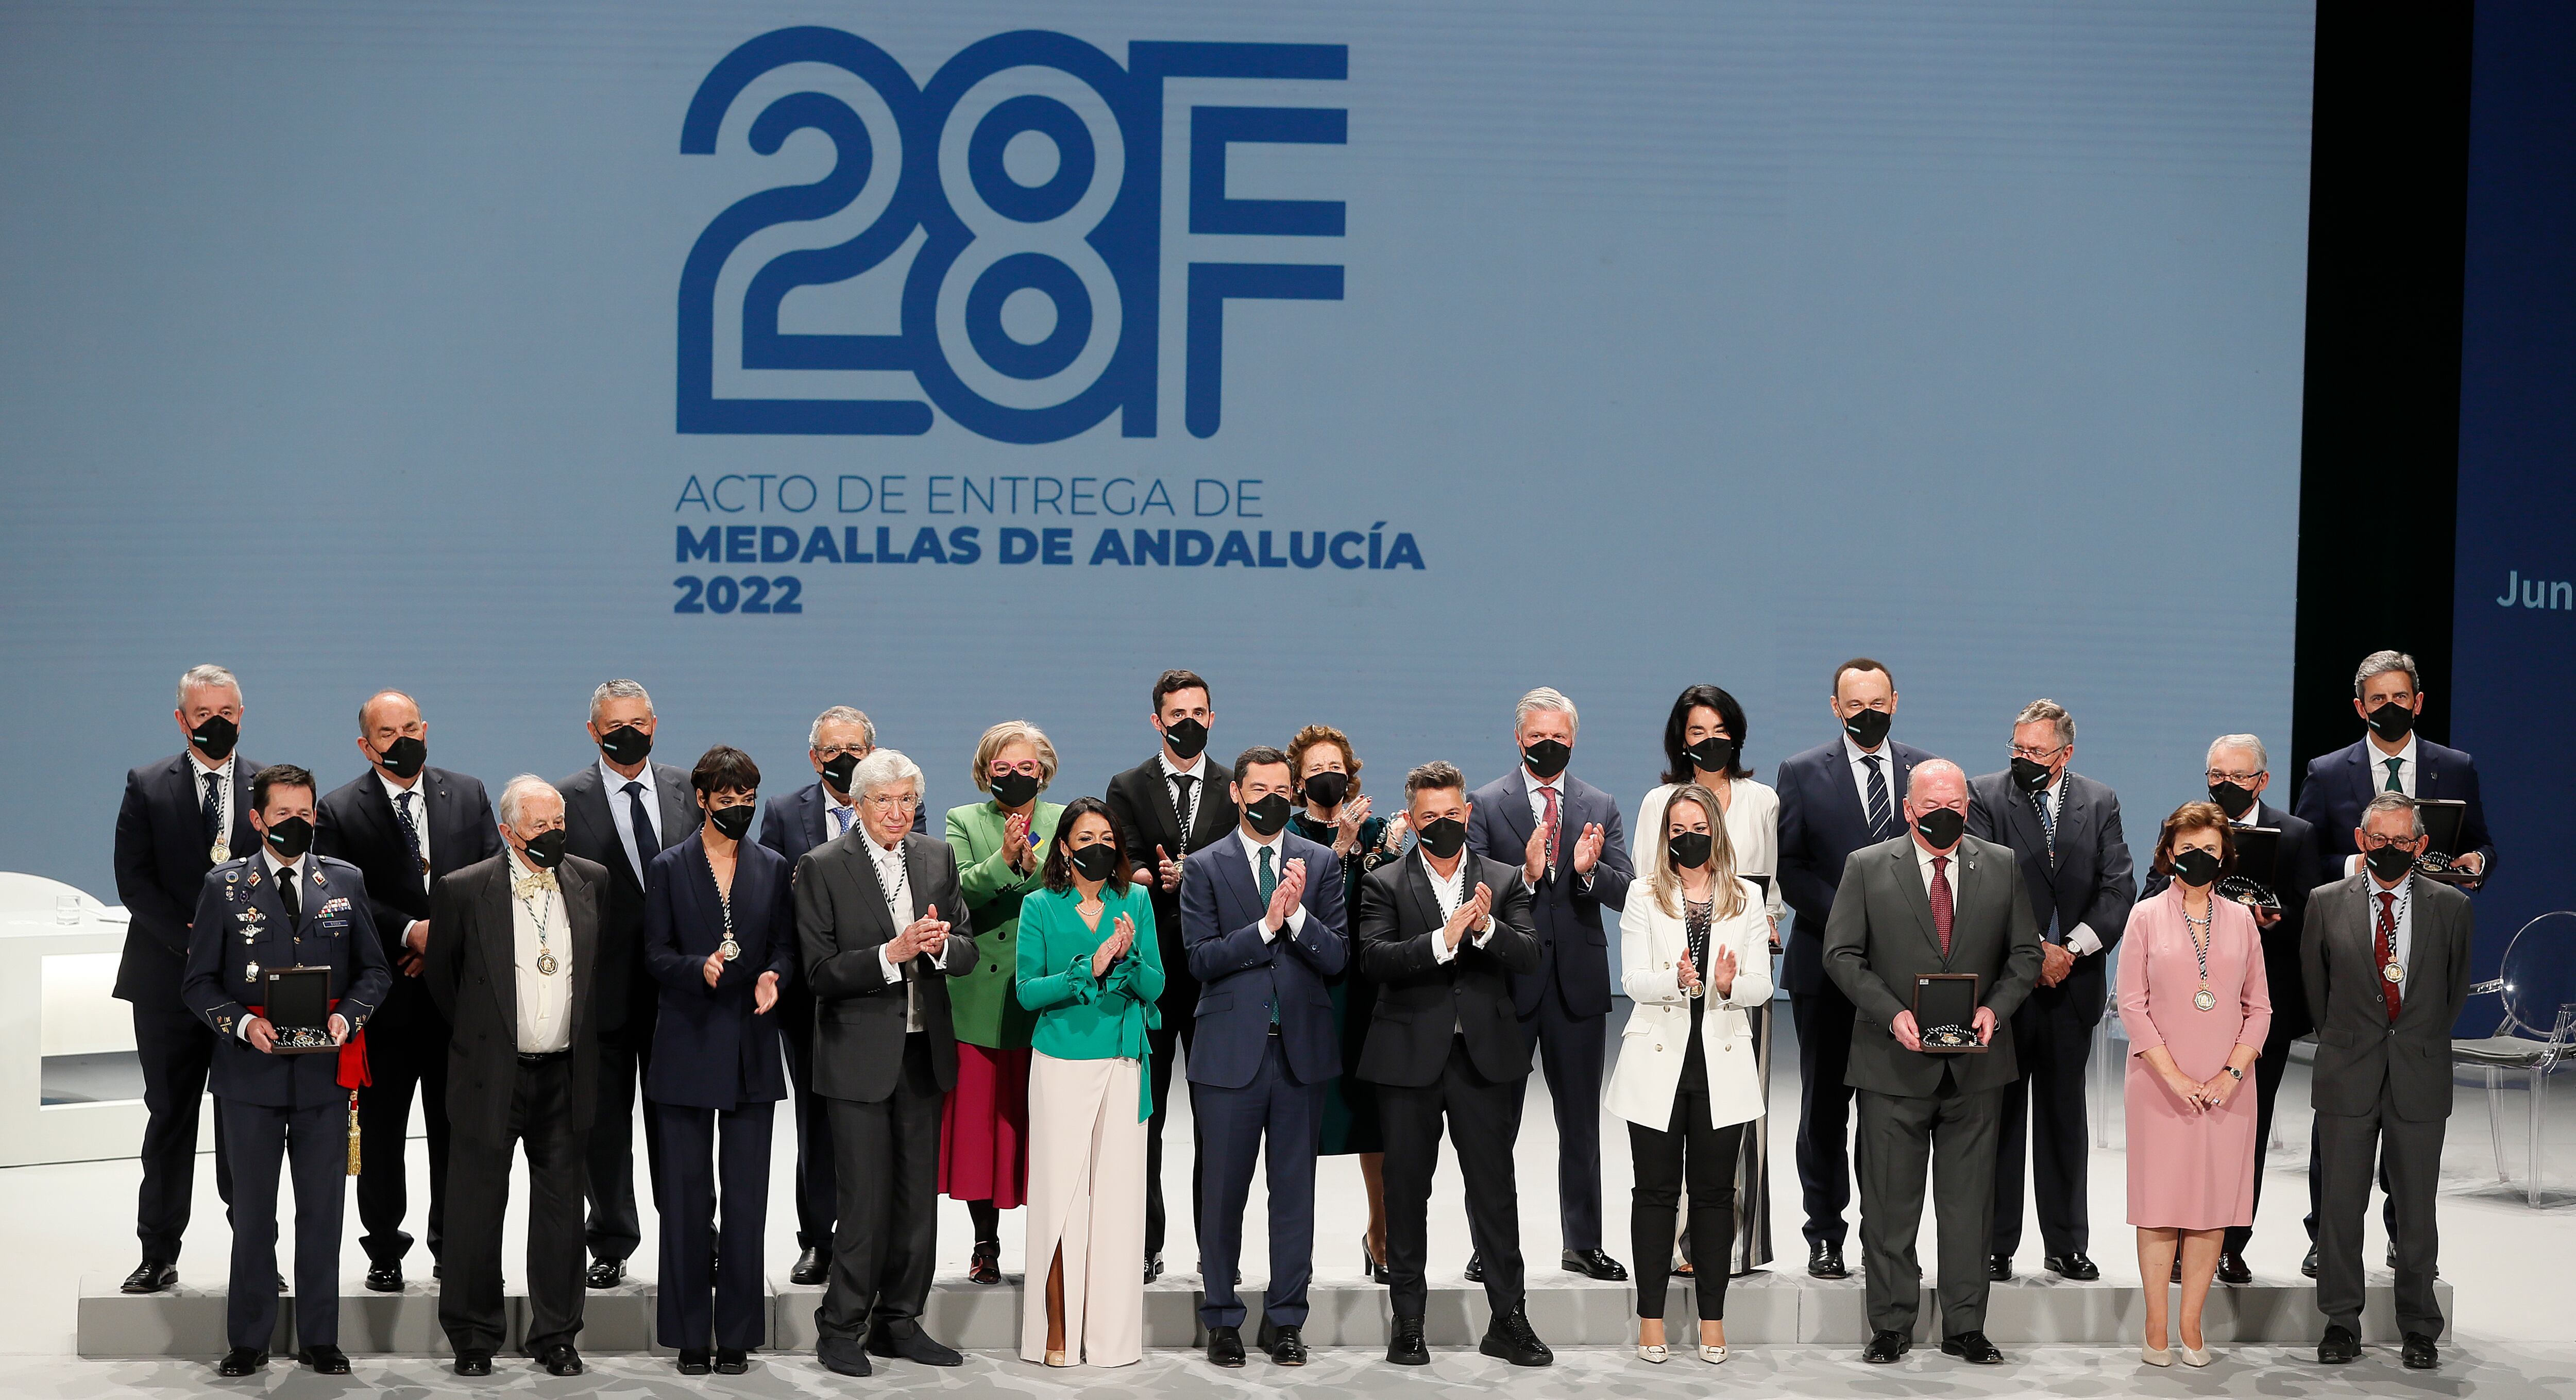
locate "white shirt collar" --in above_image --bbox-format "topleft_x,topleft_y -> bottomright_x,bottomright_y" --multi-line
1912,836 -> 1959,873
1842,731 -> 1889,766
1158,751 -> 1206,783
867,830 -> 906,859
1418,848 -> 1466,891
377,766 -> 423,801
505,845 -> 549,881
2367,733 -> 2419,769
190,750 -> 233,780
601,755 -> 654,795
262,846 -> 304,885
1523,767 -> 1561,794
1242,826 -> 1284,861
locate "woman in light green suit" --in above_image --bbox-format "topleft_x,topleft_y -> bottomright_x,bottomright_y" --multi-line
941,719 -> 1064,1284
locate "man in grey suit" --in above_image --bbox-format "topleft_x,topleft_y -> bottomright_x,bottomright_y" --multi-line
1824,760 -> 2041,1367
2304,792 -> 2471,1371
793,749 -> 977,1378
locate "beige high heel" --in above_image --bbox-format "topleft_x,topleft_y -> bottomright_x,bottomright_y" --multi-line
2141,1341 -> 2174,1367
1636,1343 -> 1670,1363
2181,1341 -> 2213,1367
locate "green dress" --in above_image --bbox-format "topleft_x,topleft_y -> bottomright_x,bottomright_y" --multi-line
1290,811 -> 1405,1154
943,799 -> 1063,1050
1015,882 -> 1165,1120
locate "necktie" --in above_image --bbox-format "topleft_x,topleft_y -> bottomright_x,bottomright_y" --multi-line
2374,891 -> 2403,1021
1171,773 -> 1198,849
831,804 -> 853,838
623,779 -> 662,872
394,790 -> 430,883
1258,845 -> 1280,1023
1863,755 -> 1894,840
2383,757 -> 2404,794
1540,784 -> 1561,876
202,771 -> 226,848
1929,855 -> 1954,956
278,865 -> 301,923
2029,787 -> 2057,861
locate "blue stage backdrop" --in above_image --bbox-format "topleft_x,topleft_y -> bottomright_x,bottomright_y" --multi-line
2451,0 -> 2576,1025
1,2 -> 2315,935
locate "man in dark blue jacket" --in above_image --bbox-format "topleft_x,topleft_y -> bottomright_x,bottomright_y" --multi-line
2294,649 -> 2494,886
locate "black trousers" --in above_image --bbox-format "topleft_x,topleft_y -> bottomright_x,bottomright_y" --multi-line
584,1021 -> 662,1264
778,982 -> 836,1250
1990,992 -> 2093,1258
218,1099 -> 343,1351
441,1055 -> 588,1357
1143,1012 -> 1200,1261
1193,1037 -> 1323,1328
654,1100 -> 774,1350
817,1034 -> 941,1344
2227,1036 -> 2293,1255
1379,1037 -> 1527,1320
131,998 -> 231,1262
1789,988 -> 1858,1249
2314,1077 -> 2446,1337
355,989 -> 450,1266
1630,1078 -> 1744,1321
1523,981 -> 1606,1253
2304,1115 -> 2399,1242
1856,1078 -> 2002,1338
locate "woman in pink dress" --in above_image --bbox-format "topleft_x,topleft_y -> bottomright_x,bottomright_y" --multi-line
2119,802 -> 2271,1368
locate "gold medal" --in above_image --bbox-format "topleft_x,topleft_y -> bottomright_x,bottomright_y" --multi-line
719,938 -> 741,962
2383,961 -> 2404,984
536,950 -> 560,976
2193,987 -> 2217,1013
211,840 -> 229,864
244,961 -> 260,983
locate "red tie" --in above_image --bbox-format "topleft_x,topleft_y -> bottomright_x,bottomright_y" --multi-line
2375,892 -> 2403,1022
1540,784 -> 1560,876
1930,855 -> 1954,956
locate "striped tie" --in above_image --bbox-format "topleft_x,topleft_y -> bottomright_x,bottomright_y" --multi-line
1863,755 -> 1894,841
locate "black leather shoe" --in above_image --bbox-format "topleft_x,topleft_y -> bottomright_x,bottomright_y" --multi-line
817,1338 -> 872,1376
2172,1256 -> 2183,1284
790,1245 -> 827,1286
715,1347 -> 750,1374
453,1351 -> 492,1376
539,1344 -> 583,1376
1862,1329 -> 1910,1363
585,1258 -> 623,1289
969,1238 -> 1002,1286
1478,1304 -> 1553,1366
299,1345 -> 349,1375
1464,1251 -> 1484,1283
1808,1241 -> 1850,1279
867,1328 -> 963,1367
1942,1330 -> 2004,1364
2300,1243 -> 2319,1278
2047,1253 -> 2099,1281
1265,1323 -> 1308,1365
1562,1248 -> 1628,1281
1387,1316 -> 1430,1365
120,1260 -> 177,1294
1988,1253 -> 2013,1280
2316,1324 -> 2360,1364
365,1261 -> 403,1292
217,1348 -> 266,1377
1207,1325 -> 1246,1368
2216,1250 -> 2252,1285
1145,1252 -> 1164,1284
675,1348 -> 711,1375
2401,1331 -> 2439,1370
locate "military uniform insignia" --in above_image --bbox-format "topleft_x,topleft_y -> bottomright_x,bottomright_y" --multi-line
312,869 -> 327,887
318,896 -> 352,919
246,870 -> 261,888
244,961 -> 261,983
216,1014 -> 232,1035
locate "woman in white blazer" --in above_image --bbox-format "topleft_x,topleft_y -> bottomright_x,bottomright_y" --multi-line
1607,782 -> 1771,1365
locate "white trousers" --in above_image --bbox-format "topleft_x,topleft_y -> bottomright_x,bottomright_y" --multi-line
1021,1051 -> 1148,1366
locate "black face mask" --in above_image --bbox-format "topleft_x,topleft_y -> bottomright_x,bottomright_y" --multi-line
260,815 -> 313,861
190,714 -> 240,763
1521,739 -> 1572,780
709,803 -> 756,841
1244,792 -> 1293,837
821,750 -> 861,791
2365,844 -> 2417,882
377,734 -> 428,780
990,771 -> 1042,809
1417,816 -> 1468,859
2208,781 -> 2258,820
1302,771 -> 1350,808
1068,840 -> 1120,882
2171,847 -> 2223,889
1160,716 -> 1208,762
2009,756 -> 2055,793
599,723 -> 653,766
1683,736 -> 1737,774
1666,831 -> 1714,870
2366,701 -> 2415,744
1843,708 -> 1892,749
1913,806 -> 1965,850
519,827 -> 569,870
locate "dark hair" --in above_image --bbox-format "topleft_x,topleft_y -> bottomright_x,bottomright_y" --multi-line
1231,745 -> 1292,787
250,763 -> 317,811
1404,760 -> 1467,800
1659,684 -> 1754,784
1832,657 -> 1894,696
2151,801 -> 2238,878
1151,668 -> 1211,714
1043,797 -> 1133,894
690,744 -> 761,800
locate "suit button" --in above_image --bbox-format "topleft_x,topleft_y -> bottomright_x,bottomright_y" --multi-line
1655,1043 -> 1665,1051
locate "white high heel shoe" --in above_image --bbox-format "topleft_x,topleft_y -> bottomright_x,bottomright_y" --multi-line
2181,1341 -> 2213,1367
1636,1343 -> 1670,1363
1699,1344 -> 1730,1364
2141,1341 -> 2174,1367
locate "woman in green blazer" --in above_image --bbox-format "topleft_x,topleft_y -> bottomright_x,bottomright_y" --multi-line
940,720 -> 1064,1284
1015,798 -> 1163,1367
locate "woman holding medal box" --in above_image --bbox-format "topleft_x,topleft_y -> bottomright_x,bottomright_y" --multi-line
2116,802 -> 2272,1369
641,745 -> 796,1375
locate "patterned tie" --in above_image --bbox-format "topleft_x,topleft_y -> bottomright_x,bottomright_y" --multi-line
1863,755 -> 1894,840
1258,845 -> 1280,1023
2375,891 -> 2403,1021
1540,784 -> 1561,877
202,771 -> 226,849
2383,757 -> 2404,794
831,804 -> 853,838
394,790 -> 430,885
513,870 -> 559,900
1929,855 -> 1954,957
623,779 -> 662,873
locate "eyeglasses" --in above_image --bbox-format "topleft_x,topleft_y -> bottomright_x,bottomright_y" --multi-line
862,792 -> 919,811
2204,769 -> 2265,785
2008,744 -> 2067,762
988,761 -> 1043,777
2359,833 -> 2419,852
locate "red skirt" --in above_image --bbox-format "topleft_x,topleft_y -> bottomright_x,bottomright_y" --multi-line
938,1042 -> 1030,1210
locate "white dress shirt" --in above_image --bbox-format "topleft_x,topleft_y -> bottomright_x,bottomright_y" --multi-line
1911,835 -> 1956,900
190,751 -> 236,855
507,847 -> 574,1053
2345,734 -> 2420,875
1843,732 -> 1898,826
238,846 -> 306,1040
600,756 -> 663,883
1159,752 -> 1209,850
867,834 -> 924,1031
1241,828 -> 1308,940
380,767 -> 434,943
1423,850 -> 1496,965
2024,773 -> 2105,957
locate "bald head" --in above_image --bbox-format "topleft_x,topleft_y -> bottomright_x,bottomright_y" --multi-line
359,690 -> 420,734
356,689 -> 428,780
1906,758 -> 1964,804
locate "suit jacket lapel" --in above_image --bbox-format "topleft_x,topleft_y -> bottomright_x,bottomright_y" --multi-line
1214,831 -> 1264,930
1141,761 -> 1187,854
657,764 -> 698,850
481,862 -> 517,1028
803,785 -> 829,851
1401,853 -> 1445,947
1893,842 -> 1944,964
1826,743 -> 1871,840
902,834 -> 938,928
1495,771 -> 1537,859
565,862 -> 596,1047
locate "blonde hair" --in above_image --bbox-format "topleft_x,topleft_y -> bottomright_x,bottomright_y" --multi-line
1649,783 -> 1745,921
969,719 -> 1058,792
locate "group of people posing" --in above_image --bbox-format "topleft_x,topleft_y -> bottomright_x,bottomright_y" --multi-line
109,650 -> 2487,1378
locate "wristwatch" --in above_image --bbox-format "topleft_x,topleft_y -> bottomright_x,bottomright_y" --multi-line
2224,1065 -> 2244,1081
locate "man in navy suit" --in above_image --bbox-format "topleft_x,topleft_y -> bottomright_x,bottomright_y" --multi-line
1964,699 -> 2134,1284
111,663 -> 260,1295
314,689 -> 501,1290
2294,649 -> 2494,887
1466,687 -> 1633,1281
1181,746 -> 1349,1369
1774,657 -> 1937,1278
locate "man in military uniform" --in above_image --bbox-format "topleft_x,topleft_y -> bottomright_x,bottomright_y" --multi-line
182,764 -> 390,1377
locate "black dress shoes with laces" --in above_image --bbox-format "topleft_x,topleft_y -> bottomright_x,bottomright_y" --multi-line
1464,1251 -> 1484,1283
1561,1248 -> 1628,1281
2216,1250 -> 2253,1285
299,1345 -> 349,1374
216,1348 -> 266,1377
1988,1253 -> 2013,1280
1206,1325 -> 1246,1368
2316,1324 -> 2360,1364
1265,1323 -> 1308,1365
1861,1330 -> 1910,1363
790,1245 -> 827,1286
1144,1252 -> 1164,1284
1942,1330 -> 2004,1364
2300,1243 -> 2320,1278
1808,1241 -> 1850,1279
1387,1317 -> 1430,1365
2401,1331 -> 2439,1370
120,1260 -> 177,1294
675,1348 -> 711,1375
585,1258 -> 624,1289
364,1262 -> 402,1292
1479,1305 -> 1553,1366
538,1343 -> 584,1376
452,1351 -> 493,1376
715,1347 -> 750,1374
2046,1253 -> 2099,1281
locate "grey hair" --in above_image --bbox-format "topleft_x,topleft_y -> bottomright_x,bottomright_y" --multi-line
589,678 -> 654,724
2014,698 -> 2074,748
1906,757 -> 1966,799
2207,733 -> 2269,771
2353,649 -> 2420,700
849,748 -> 923,801
808,704 -> 875,749
177,664 -> 242,708
2361,790 -> 2426,836
496,774 -> 562,828
358,689 -> 419,733
1513,686 -> 1580,738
